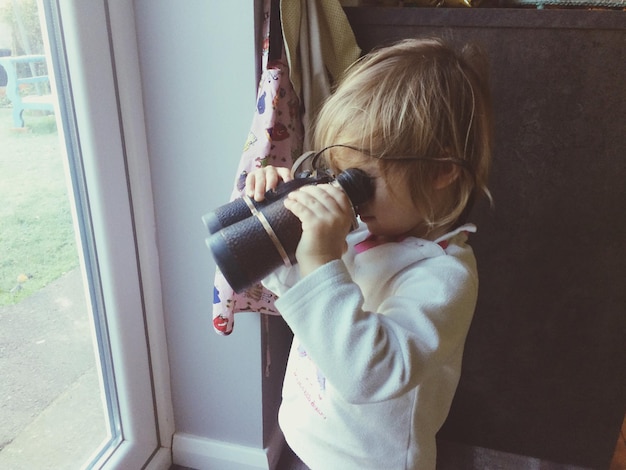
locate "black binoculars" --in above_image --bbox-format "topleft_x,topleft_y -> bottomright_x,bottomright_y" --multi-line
203,163 -> 374,293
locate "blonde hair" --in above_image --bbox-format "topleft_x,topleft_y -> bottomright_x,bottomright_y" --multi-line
313,37 -> 493,234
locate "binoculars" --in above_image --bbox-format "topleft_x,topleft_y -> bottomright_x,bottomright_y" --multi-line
203,162 -> 374,293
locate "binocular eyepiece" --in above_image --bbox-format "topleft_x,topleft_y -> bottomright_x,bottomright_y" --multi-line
203,167 -> 373,293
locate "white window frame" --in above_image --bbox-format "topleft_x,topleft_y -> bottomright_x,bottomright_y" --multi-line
42,1 -> 174,468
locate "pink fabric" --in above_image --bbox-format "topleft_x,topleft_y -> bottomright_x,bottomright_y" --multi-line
211,0 -> 303,335
354,234 -> 398,254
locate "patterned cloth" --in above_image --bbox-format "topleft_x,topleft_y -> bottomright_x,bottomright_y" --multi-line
211,0 -> 360,335
211,0 -> 303,335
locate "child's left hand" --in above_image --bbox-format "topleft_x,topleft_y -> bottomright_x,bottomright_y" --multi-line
283,183 -> 354,276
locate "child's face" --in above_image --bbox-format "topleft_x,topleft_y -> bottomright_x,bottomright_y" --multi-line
332,149 -> 427,239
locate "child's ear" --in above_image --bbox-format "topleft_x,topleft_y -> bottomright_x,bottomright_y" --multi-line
433,163 -> 461,190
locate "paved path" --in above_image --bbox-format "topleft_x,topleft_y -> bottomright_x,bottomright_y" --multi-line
0,268 -> 108,469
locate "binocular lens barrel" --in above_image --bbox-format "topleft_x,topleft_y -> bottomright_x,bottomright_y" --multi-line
207,198 -> 302,292
202,176 -> 330,234
202,197 -> 254,234
205,168 -> 373,293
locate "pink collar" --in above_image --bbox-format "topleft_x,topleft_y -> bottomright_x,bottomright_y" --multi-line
354,233 -> 407,254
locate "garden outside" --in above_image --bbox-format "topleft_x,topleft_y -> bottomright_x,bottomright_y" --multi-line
0,104 -> 108,469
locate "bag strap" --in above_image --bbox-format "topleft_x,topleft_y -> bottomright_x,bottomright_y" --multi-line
268,0 -> 283,62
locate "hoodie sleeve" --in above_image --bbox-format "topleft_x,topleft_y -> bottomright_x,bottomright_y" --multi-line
275,254 -> 478,404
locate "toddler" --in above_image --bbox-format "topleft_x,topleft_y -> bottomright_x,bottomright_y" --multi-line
246,37 -> 493,470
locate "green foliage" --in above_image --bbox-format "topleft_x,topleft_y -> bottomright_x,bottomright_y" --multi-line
0,108 -> 78,306
0,0 -> 44,55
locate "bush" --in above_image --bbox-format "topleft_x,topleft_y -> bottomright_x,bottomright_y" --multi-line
0,0 -> 44,56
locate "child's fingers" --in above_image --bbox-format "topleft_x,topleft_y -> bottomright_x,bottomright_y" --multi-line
283,185 -> 353,275
245,171 -> 263,199
245,166 -> 293,201
284,185 -> 353,236
275,166 -> 293,182
289,184 -> 351,216
256,170 -> 277,201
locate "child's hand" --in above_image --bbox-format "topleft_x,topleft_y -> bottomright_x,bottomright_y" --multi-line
283,184 -> 354,276
245,165 -> 293,202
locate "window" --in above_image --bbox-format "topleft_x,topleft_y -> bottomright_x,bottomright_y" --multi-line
0,1 -> 172,468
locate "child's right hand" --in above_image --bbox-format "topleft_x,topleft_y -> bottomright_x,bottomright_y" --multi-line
245,165 -> 293,202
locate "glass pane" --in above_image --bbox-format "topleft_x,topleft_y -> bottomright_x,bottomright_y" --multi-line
0,1 -> 117,467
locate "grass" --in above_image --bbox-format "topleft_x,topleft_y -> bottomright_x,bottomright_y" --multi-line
0,106 -> 79,306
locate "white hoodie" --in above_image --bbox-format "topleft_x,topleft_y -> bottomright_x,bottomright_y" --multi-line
263,223 -> 479,470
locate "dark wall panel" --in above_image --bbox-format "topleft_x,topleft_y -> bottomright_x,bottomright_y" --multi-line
345,8 -> 626,469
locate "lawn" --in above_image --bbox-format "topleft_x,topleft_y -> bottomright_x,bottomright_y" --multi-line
0,106 -> 78,306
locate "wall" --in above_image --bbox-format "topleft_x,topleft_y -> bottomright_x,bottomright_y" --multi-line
133,1 -> 291,468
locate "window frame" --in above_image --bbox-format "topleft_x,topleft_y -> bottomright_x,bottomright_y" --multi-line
42,0 -> 173,468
